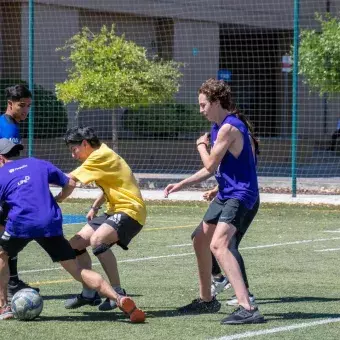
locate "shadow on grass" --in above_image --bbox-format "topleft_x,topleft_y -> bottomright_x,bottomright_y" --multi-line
42,293 -> 142,301
265,312 -> 340,321
257,296 -> 340,304
34,311 -> 142,323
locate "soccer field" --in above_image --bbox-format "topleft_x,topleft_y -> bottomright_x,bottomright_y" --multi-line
3,200 -> 340,340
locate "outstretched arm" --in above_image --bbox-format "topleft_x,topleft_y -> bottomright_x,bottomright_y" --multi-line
164,167 -> 213,197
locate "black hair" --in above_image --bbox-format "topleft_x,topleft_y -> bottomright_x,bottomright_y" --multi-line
64,126 -> 101,148
5,85 -> 32,101
2,147 -> 21,159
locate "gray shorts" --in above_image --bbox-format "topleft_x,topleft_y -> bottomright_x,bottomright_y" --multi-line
202,197 -> 250,233
88,212 -> 143,250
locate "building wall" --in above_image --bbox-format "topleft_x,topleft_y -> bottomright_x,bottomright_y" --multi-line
12,0 -> 340,138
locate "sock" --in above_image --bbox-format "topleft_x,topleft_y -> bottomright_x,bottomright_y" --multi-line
8,256 -> 19,285
82,288 -> 96,299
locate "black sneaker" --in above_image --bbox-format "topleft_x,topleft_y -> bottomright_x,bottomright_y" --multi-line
98,288 -> 127,311
220,306 -> 265,325
178,297 -> 221,314
7,280 -> 40,301
64,292 -> 102,309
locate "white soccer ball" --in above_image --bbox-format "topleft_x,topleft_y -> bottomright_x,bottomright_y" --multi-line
11,288 -> 43,321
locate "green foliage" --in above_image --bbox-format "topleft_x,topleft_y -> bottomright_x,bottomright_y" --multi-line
0,79 -> 68,138
56,25 -> 182,110
298,13 -> 340,95
123,103 -> 210,138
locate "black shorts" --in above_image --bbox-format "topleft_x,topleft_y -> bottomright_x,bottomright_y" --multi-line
88,212 -> 143,250
0,201 -> 9,226
202,197 -> 253,234
0,232 -> 76,262
191,197 -> 260,239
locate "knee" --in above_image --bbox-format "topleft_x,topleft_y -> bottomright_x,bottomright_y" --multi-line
69,234 -> 87,250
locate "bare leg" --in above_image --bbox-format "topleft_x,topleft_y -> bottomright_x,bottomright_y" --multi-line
0,251 -> 9,307
60,259 -> 145,323
211,221 -> 252,310
193,222 -> 215,301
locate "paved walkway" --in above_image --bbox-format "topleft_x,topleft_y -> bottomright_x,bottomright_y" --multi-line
50,187 -> 340,205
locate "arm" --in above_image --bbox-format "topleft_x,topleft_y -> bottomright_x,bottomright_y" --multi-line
54,176 -> 77,203
197,125 -> 237,173
164,167 -> 213,197
202,185 -> 219,201
86,191 -> 106,220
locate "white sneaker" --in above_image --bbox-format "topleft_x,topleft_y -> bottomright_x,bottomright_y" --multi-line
211,276 -> 231,296
226,293 -> 256,306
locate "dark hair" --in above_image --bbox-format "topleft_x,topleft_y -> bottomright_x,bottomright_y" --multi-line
199,78 -> 259,154
2,148 -> 21,159
5,85 -> 32,101
64,126 -> 101,148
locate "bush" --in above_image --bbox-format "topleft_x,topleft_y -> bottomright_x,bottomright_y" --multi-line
123,103 -> 210,139
0,79 -> 68,138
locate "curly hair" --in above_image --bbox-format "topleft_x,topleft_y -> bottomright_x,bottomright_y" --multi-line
198,78 -> 259,154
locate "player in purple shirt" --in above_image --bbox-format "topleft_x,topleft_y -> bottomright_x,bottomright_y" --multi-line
0,139 -> 145,323
0,84 -> 38,298
164,78 -> 264,325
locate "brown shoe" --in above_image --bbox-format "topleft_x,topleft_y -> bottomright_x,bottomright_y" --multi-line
0,305 -> 14,320
117,296 -> 146,323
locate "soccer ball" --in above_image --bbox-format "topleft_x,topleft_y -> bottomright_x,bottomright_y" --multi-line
11,288 -> 43,321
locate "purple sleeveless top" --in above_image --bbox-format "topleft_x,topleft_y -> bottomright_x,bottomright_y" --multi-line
210,114 -> 258,209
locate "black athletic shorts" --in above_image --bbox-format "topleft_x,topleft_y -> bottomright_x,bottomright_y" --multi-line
191,197 -> 260,239
0,232 -> 76,262
0,201 -> 9,226
202,197 -> 252,234
88,212 -> 143,250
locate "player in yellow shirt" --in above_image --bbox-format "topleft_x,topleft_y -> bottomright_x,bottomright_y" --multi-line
63,126 -> 146,311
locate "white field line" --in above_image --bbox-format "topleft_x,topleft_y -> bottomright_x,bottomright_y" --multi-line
315,248 -> 340,252
20,237 -> 340,275
168,237 -> 340,250
212,318 -> 340,340
19,252 -> 195,274
323,230 -> 340,233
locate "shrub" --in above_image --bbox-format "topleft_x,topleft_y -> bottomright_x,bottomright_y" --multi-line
123,103 -> 210,138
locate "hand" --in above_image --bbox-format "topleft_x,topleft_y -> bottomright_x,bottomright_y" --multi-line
196,133 -> 210,148
86,208 -> 97,221
202,189 -> 217,201
164,183 -> 183,198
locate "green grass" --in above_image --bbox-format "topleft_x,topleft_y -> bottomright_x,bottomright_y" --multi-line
3,201 -> 340,340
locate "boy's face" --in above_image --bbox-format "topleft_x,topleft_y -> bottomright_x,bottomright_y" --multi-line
68,140 -> 90,162
198,93 -> 218,123
8,98 -> 32,122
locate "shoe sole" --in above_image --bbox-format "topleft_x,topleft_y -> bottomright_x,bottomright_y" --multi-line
221,316 -> 265,325
118,296 -> 146,323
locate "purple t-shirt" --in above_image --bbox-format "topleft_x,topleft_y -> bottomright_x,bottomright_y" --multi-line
0,157 -> 69,238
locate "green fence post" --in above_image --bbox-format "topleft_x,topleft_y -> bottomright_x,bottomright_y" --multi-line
28,0 -> 35,157
292,0 -> 300,197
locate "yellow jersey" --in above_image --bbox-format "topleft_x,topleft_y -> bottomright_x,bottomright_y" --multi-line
71,143 -> 146,225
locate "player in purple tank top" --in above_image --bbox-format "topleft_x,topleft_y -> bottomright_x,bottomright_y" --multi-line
164,78 -> 264,325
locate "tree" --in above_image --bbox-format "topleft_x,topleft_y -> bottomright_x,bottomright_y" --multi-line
55,25 -> 182,110
298,13 -> 340,95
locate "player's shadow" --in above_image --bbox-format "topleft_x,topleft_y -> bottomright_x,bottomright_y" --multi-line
265,312 -> 340,321
34,311 -> 144,323
42,293 -> 142,301
257,296 -> 340,305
